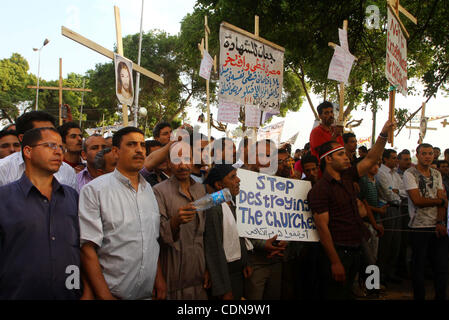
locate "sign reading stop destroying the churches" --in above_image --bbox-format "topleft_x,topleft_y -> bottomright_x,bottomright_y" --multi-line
236,169 -> 319,242
386,6 -> 407,96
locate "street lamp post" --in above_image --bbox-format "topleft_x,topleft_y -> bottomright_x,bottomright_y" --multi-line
33,38 -> 50,110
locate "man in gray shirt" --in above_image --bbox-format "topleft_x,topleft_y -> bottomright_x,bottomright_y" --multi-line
79,127 -> 165,300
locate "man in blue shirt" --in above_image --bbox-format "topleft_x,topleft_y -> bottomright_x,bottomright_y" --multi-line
0,127 -> 81,300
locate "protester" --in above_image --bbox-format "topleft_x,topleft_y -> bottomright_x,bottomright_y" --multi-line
376,149 -> 405,286
76,134 -> 107,191
203,164 -> 253,300
153,141 -> 210,299
436,160 -> 449,198
153,121 -> 172,146
140,140 -> 171,186
433,147 -> 441,161
343,132 -> 358,165
403,143 -> 448,300
0,111 -> 77,189
301,153 -> 319,184
309,101 -> 344,159
191,133 -> 210,183
93,148 -> 117,175
276,146 -> 293,178
0,130 -> 20,159
307,120 -> 394,299
294,149 -> 301,163
0,127 -> 81,299
57,122 -> 85,173
358,146 -> 368,159
78,127 -> 165,300
444,148 -> 449,162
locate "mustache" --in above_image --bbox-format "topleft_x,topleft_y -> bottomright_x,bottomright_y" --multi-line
133,155 -> 145,160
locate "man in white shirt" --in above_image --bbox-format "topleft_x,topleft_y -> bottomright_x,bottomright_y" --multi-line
0,111 -> 77,189
79,127 -> 165,300
376,149 -> 404,285
403,143 -> 448,300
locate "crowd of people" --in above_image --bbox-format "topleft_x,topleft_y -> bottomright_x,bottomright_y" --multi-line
0,103 -> 447,300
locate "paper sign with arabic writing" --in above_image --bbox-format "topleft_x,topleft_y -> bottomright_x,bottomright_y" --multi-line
219,25 -> 284,111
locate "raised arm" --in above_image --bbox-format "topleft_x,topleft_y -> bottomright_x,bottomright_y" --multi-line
357,120 -> 395,177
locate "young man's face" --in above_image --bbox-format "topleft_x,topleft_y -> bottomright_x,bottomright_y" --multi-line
319,107 -> 334,127
345,137 -> 357,153
417,147 -> 434,167
433,148 -> 441,160
64,128 -> 83,153
398,154 -> 411,171
303,162 -> 318,181
0,134 -> 20,159
156,126 -> 172,146
327,147 -> 350,172
114,132 -> 146,173
438,162 -> 449,176
276,152 -> 291,178
82,136 -> 107,167
384,152 -> 398,169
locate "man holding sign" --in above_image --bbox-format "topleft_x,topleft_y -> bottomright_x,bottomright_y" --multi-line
308,120 -> 395,299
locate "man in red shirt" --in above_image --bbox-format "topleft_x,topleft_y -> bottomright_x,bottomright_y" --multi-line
309,101 -> 344,159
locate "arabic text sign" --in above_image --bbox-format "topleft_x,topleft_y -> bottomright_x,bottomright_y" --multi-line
328,45 -> 355,85
217,100 -> 240,124
199,50 -> 214,80
245,105 -> 261,128
386,7 -> 407,96
236,169 -> 319,242
219,25 -> 284,111
257,121 -> 285,146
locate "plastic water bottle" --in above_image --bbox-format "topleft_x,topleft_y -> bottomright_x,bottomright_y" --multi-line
193,188 -> 233,211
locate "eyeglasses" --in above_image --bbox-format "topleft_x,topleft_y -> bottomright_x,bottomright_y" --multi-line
31,142 -> 64,152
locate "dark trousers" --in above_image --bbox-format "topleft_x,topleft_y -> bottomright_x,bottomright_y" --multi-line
410,229 -> 449,300
378,205 -> 401,280
324,245 -> 361,300
228,260 -> 244,300
396,204 -> 411,277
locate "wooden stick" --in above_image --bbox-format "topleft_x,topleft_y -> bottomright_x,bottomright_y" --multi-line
27,85 -> 91,92
388,89 -> 395,145
205,15 -> 211,144
254,15 -> 259,38
61,26 -> 164,84
114,6 -> 128,127
59,58 -> 63,125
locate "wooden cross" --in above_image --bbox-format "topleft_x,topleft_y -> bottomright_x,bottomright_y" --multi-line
386,0 -> 417,146
197,15 -> 217,143
441,119 -> 449,128
27,58 -> 92,125
328,20 -> 358,125
405,102 -> 437,143
61,5 -> 164,127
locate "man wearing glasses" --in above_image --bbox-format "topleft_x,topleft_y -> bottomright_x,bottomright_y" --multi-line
0,111 -> 77,190
0,127 -> 81,299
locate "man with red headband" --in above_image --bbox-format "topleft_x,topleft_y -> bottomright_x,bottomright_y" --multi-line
307,120 -> 395,299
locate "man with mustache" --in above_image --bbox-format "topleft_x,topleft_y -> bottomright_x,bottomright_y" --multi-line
0,127 -> 81,299
78,127 -> 165,300
57,122 -> 85,173
153,141 -> 210,299
309,101 -> 344,160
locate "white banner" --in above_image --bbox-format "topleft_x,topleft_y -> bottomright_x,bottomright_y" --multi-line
245,105 -> 261,128
199,50 -> 214,80
219,25 -> 284,111
217,100 -> 240,124
386,7 -> 407,96
236,169 -> 319,242
257,121 -> 285,146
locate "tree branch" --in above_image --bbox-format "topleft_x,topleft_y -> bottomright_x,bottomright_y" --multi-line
290,62 -> 319,120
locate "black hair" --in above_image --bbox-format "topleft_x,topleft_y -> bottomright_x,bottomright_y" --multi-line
398,149 -> 411,160
444,148 -> 449,156
0,130 -> 18,140
433,147 -> 441,151
303,142 -> 310,150
295,149 -> 301,153
145,140 -> 163,155
16,111 -> 56,136
112,127 -> 144,148
416,143 -> 433,154
317,101 -> 334,116
382,149 -> 397,163
342,132 -> 356,144
317,140 -> 340,172
358,146 -> 368,153
437,160 -> 449,168
152,121 -> 171,138
57,122 -> 81,143
21,127 -> 60,160
301,153 -> 318,171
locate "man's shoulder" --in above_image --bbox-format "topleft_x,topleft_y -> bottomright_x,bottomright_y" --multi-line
80,172 -> 114,192
152,177 -> 171,193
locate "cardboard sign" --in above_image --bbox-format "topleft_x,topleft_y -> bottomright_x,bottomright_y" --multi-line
328,45 -> 355,85
236,169 -> 319,242
386,6 -> 407,96
219,25 -> 284,111
217,100 -> 240,124
245,105 -> 261,128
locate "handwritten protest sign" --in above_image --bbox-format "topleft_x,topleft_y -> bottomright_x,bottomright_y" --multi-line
199,50 -> 214,80
219,25 -> 284,111
245,105 -> 261,128
236,169 -> 319,242
386,6 -> 407,96
217,100 -> 240,124
338,28 -> 349,51
328,45 -> 355,85
257,121 -> 284,146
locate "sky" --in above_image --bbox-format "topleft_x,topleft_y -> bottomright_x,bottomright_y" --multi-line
1,0 -> 448,155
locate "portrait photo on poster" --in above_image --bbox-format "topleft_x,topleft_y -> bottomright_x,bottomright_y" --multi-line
114,53 -> 134,106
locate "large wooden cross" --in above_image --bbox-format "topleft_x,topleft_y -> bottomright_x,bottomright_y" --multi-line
27,58 -> 92,125
386,0 -> 417,146
61,5 -> 164,126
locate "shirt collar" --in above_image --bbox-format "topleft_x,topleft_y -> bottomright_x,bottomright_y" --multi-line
322,170 -> 336,183
380,164 -> 395,174
17,172 -> 64,197
113,168 -> 147,191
